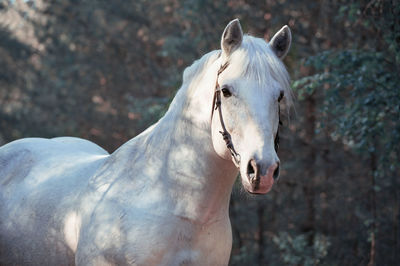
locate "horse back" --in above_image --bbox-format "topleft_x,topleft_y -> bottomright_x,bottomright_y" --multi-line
0,137 -> 108,182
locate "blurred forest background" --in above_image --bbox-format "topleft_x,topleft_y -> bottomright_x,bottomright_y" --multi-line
0,0 -> 399,265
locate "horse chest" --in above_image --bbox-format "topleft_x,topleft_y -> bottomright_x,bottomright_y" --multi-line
132,217 -> 232,266
78,206 -> 232,265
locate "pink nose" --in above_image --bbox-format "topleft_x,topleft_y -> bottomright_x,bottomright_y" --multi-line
265,162 -> 280,180
246,159 -> 280,194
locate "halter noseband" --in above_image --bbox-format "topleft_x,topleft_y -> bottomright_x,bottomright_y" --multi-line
211,61 -> 281,169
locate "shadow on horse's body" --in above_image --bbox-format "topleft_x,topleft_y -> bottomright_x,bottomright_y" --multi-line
0,19 -> 292,265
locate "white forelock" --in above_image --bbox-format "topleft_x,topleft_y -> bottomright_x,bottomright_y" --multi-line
237,35 -> 293,107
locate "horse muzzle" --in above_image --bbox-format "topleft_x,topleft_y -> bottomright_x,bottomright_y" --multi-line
243,158 -> 279,194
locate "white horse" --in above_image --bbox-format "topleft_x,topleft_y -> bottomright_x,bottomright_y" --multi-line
0,19 -> 292,265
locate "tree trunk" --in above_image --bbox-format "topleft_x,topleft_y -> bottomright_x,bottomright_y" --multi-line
302,92 -> 317,249
367,151 -> 377,266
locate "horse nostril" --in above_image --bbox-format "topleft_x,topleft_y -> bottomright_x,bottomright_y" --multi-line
273,163 -> 280,180
247,159 -> 257,182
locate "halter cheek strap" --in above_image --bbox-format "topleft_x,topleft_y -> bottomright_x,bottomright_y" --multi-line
211,62 -> 241,168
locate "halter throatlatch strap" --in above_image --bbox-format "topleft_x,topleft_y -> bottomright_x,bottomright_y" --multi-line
211,62 -> 241,168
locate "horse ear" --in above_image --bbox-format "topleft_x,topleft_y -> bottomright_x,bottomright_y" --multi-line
221,19 -> 243,57
269,25 -> 292,59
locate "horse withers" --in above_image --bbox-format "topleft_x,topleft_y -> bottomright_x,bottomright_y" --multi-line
0,19 -> 292,265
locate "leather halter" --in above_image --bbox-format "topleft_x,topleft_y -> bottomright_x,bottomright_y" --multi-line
211,62 -> 281,169
211,62 -> 241,168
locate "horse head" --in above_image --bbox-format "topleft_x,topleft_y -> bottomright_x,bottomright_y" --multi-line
211,19 -> 292,194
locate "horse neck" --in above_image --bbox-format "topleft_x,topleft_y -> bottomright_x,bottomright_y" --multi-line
119,60 -> 238,223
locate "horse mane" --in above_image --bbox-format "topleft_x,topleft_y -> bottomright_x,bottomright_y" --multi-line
162,50 -> 220,118
182,50 -> 221,86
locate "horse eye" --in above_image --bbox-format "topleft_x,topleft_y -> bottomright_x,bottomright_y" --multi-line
221,86 -> 232,97
278,91 -> 284,102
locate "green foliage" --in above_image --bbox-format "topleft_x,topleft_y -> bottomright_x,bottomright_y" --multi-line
230,245 -> 257,266
273,232 -> 330,265
291,1 -> 400,264
293,0 -> 400,178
